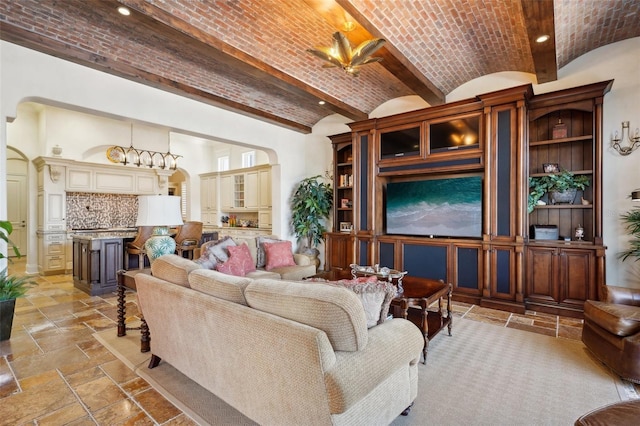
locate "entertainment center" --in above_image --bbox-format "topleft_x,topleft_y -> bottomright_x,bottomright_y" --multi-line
326,80 -> 613,317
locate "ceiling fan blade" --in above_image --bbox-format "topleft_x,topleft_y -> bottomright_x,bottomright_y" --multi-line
307,48 -> 344,68
332,32 -> 353,63
351,38 -> 386,66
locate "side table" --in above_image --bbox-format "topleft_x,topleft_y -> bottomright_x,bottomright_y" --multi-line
117,269 -> 150,353
390,277 -> 452,364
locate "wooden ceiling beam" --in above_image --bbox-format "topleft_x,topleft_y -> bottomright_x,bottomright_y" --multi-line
520,0 -> 558,83
330,0 -> 445,105
0,23 -> 312,133
120,0 -> 368,123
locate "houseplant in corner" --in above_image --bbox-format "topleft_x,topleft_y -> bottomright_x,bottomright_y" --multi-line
1,220 -> 36,341
290,175 -> 333,268
528,170 -> 590,213
619,206 -> 640,263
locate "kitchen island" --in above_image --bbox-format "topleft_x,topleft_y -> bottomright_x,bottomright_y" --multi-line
72,231 -> 136,296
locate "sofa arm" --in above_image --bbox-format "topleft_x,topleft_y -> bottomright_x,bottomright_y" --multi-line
293,253 -> 312,266
323,318 -> 423,414
603,285 -> 640,307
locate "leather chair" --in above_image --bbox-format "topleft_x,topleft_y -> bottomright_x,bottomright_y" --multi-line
125,226 -> 155,270
174,221 -> 203,260
582,285 -> 640,383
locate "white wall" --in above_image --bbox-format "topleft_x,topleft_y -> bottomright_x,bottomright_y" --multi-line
0,41 -> 310,270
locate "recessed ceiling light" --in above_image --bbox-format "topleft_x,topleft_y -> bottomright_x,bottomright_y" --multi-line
536,34 -> 550,43
117,6 -> 131,16
318,101 -> 325,105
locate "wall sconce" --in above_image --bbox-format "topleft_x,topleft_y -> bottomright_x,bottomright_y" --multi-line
632,190 -> 640,202
611,121 -> 640,156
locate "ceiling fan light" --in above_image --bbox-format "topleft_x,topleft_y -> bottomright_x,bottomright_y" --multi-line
308,32 -> 385,77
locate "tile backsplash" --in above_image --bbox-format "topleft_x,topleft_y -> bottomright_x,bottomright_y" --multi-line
67,192 -> 138,229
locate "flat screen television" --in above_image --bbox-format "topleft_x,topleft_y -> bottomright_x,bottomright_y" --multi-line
380,126 -> 421,159
429,116 -> 480,152
385,175 -> 483,238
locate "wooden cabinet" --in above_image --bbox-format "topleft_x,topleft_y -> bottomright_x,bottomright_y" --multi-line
73,236 -> 123,296
524,81 -> 612,316
326,81 -> 611,316
200,174 -> 217,225
526,245 -> 598,316
331,133 -> 354,231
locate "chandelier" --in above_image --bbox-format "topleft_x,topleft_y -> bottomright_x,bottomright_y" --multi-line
307,32 -> 386,76
107,125 -> 181,170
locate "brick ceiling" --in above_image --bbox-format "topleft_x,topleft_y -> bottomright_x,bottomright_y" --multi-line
1,0 -> 639,133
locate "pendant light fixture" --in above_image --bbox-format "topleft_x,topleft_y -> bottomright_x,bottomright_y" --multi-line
307,32 -> 386,77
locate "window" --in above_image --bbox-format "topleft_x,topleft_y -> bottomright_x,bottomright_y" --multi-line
242,151 -> 255,168
218,156 -> 229,171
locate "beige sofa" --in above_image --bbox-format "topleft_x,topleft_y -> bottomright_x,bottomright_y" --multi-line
135,255 -> 424,425
196,235 -> 317,281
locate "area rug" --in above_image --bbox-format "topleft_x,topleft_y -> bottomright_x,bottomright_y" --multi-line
94,318 -> 629,425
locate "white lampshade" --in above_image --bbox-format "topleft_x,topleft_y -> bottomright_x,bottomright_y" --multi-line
136,195 -> 184,227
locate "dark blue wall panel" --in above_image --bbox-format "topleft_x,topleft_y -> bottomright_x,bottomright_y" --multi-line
404,244 -> 447,280
379,242 -> 395,269
456,247 -> 479,289
497,109 -> 512,236
360,135 -> 368,230
496,249 -> 511,294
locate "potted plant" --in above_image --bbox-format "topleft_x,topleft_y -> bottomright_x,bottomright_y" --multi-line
1,220 -> 36,341
528,170 -> 590,213
619,206 -> 640,262
290,175 -> 333,260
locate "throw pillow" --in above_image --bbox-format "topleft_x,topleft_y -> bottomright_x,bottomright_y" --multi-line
208,236 -> 237,263
194,241 -> 217,269
264,241 -> 296,271
331,276 -> 397,328
215,243 -> 256,276
256,236 -> 282,268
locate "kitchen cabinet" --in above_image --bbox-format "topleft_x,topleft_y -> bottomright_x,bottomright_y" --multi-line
220,174 -> 234,211
219,166 -> 271,212
200,174 -> 218,225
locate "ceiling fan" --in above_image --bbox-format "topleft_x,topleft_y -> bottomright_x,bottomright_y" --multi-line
307,32 -> 386,77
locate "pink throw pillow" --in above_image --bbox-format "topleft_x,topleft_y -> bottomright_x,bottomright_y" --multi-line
264,241 -> 296,271
216,243 -> 256,276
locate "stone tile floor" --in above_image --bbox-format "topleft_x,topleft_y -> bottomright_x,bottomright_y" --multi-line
0,258 -> 621,424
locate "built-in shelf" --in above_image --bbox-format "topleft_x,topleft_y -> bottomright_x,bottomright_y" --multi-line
533,204 -> 593,210
529,135 -> 593,146
529,169 -> 593,177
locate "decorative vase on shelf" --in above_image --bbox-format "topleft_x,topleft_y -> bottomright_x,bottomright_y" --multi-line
549,188 -> 577,205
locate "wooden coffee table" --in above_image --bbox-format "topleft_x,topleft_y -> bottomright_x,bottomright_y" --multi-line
390,276 -> 452,364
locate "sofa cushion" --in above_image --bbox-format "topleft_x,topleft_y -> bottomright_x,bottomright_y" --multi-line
188,268 -> 252,305
584,300 -> 640,337
245,270 -> 282,280
264,241 -> 296,271
150,254 -> 202,287
216,243 -> 256,276
332,277 -> 397,328
245,279 -> 368,351
270,264 -> 317,281
256,235 -> 282,268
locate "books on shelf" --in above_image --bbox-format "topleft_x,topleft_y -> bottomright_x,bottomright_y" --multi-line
338,174 -> 352,187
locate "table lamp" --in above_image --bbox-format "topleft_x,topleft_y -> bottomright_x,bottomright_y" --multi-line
136,195 -> 183,264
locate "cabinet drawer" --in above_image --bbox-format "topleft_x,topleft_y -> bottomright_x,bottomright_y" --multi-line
45,234 -> 66,242
46,255 -> 65,270
47,241 -> 65,255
